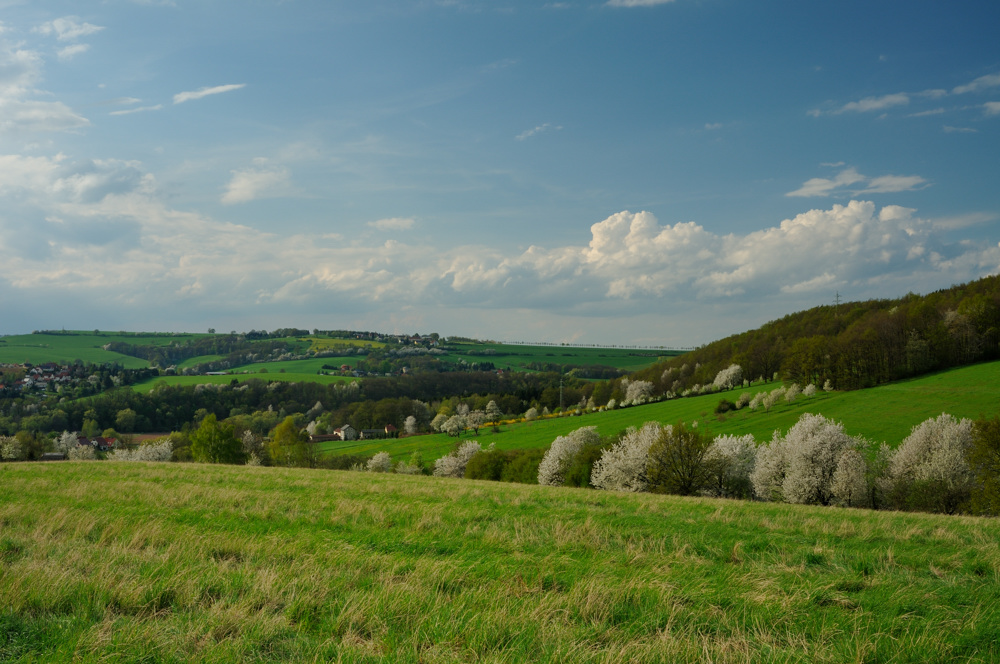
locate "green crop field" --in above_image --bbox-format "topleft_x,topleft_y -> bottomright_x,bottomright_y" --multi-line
440,341 -> 680,372
0,332 -> 194,368
319,361 -> 1000,461
0,461 -> 996,663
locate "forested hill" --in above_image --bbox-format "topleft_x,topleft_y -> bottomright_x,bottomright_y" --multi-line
630,275 -> 1000,392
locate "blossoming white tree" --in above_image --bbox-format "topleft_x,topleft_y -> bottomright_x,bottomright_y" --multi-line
111,439 -> 173,462
750,413 -> 860,505
883,413 -> 973,513
712,364 -> 743,391
433,441 -> 483,478
537,426 -> 600,487
590,422 -> 662,492
620,379 -> 654,406
367,451 -> 393,473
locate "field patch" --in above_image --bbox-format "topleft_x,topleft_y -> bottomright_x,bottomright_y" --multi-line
0,461 -> 996,662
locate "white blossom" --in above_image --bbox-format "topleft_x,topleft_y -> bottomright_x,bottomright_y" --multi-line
433,441 -> 483,478
367,451 -> 393,473
591,422 -> 662,492
712,364 -> 743,391
111,439 -> 173,462
538,426 -> 600,487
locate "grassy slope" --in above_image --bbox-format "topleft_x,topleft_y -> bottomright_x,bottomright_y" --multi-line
0,332 -> 186,368
319,361 -> 1000,461
0,461 -> 997,663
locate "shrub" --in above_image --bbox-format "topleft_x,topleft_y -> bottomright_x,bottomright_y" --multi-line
647,423 -> 713,496
591,422 -> 661,492
736,392 -> 752,409
969,416 -> 1000,515
367,451 -> 393,473
500,449 -> 546,484
884,413 -> 973,514
703,434 -> 756,499
563,443 -> 608,488
714,399 -> 736,414
465,448 -> 511,481
0,436 -> 24,461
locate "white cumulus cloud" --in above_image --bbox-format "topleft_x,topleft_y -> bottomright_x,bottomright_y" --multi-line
221,161 -> 292,204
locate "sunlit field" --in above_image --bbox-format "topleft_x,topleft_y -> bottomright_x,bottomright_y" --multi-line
1,461 -> 997,663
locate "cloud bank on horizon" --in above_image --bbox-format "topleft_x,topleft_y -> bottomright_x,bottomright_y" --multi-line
0,1 -> 997,346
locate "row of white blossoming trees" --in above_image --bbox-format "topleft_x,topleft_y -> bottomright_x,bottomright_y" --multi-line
533,412 -> 989,515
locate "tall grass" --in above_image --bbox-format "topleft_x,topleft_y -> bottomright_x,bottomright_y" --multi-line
1,461 -> 997,662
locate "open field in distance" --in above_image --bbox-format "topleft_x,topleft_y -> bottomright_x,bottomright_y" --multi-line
319,361 -> 1000,461
0,461 -> 997,663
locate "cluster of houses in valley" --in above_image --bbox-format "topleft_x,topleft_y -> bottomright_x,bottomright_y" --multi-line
309,423 -> 398,444
0,362 -> 75,393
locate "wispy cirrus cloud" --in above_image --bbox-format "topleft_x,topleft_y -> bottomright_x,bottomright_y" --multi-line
173,83 -> 245,104
110,105 -> 163,116
516,123 -> 562,141
953,73 -> 1000,95
810,93 -> 909,117
787,166 -> 926,197
606,0 -> 676,6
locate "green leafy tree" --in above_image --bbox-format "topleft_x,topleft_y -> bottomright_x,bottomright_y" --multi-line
970,416 -> 1000,515
646,422 -> 713,496
190,414 -> 243,464
268,416 -> 310,467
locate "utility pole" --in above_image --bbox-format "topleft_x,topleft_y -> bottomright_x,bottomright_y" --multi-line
834,291 -> 841,318
559,375 -> 564,412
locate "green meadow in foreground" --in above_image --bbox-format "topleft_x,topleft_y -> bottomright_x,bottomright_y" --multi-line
1,462 -> 998,663
320,360 -> 1000,461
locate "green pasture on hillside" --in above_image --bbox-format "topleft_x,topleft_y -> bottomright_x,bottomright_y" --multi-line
0,461 -> 997,663
226,357 -> 360,375
0,331 -> 207,368
440,341 -> 680,372
319,360 -> 1000,461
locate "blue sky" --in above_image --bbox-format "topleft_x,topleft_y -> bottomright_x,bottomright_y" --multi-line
0,0 -> 998,346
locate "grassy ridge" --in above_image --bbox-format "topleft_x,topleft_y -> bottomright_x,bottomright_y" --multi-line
0,332 -> 191,368
0,461 -> 997,662
319,361 -> 1000,461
